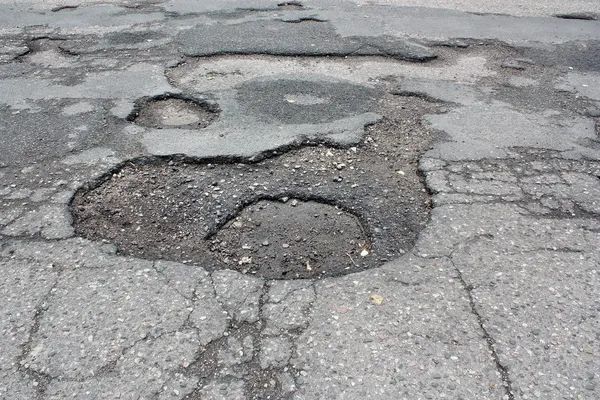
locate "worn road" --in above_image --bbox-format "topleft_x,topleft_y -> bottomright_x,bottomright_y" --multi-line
1,1 -> 599,399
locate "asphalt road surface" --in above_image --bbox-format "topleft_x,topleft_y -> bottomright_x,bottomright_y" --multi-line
1,1 -> 599,399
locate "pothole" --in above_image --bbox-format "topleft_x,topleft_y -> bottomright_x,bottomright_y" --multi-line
22,38 -> 76,69
128,94 -> 219,129
72,95 -> 438,279
210,199 -> 368,279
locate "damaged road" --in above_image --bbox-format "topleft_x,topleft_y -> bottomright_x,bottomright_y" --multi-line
1,1 -> 599,399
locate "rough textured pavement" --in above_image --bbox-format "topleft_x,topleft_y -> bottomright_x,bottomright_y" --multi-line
1,1 -> 600,399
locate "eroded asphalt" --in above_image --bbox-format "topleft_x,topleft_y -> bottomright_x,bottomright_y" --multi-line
1,1 -> 600,399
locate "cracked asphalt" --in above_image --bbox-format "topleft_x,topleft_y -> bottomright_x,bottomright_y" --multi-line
1,1 -> 600,399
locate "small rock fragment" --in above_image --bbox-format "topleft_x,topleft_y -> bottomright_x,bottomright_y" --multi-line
239,256 -> 252,265
370,294 -> 384,305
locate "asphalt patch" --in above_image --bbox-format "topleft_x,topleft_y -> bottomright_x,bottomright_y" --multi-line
236,78 -> 378,124
178,20 -> 437,61
523,40 -> 600,72
71,95 -> 437,279
129,94 -> 219,129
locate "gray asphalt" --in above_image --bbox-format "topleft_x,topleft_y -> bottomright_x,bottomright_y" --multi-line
0,1 -> 599,399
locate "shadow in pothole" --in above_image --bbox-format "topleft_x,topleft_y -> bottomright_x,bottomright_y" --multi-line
128,93 -> 220,129
71,95 -> 441,279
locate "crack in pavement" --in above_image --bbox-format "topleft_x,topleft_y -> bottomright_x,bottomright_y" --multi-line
178,278 -> 320,399
448,247 -> 515,400
151,260 -> 197,301
16,271 -> 62,397
92,333 -> 152,378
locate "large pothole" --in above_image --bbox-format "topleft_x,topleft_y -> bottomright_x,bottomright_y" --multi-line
72,95 -> 438,279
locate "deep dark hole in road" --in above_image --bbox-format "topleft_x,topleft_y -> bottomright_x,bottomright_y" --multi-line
72,95 -> 439,279
129,94 -> 219,129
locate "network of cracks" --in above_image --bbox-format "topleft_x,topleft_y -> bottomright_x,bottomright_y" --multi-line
62,70 -> 441,398
13,35 -> 599,399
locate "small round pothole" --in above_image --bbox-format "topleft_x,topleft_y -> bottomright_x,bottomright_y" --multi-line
210,199 -> 369,279
129,95 -> 219,129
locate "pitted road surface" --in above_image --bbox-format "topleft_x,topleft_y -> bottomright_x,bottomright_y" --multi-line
1,1 -> 600,399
